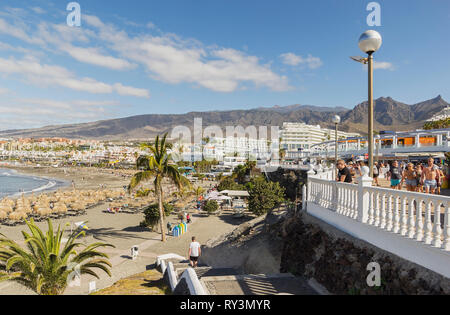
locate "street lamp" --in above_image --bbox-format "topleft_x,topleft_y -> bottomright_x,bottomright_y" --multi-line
332,115 -> 341,179
351,30 -> 382,178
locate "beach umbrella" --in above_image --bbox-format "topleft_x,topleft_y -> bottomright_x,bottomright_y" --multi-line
0,210 -> 6,220
9,212 -> 27,221
0,205 -> 13,214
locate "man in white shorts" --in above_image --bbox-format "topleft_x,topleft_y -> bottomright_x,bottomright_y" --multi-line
421,157 -> 439,194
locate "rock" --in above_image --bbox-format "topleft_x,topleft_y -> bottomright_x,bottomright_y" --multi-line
346,253 -> 358,263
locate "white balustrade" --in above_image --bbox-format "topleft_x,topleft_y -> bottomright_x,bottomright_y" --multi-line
305,173 -> 450,253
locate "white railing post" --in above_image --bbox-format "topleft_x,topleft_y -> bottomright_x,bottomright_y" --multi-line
306,167 -> 315,211
432,202 -> 443,248
302,184 -> 307,211
415,198 -> 424,241
444,203 -> 450,251
424,199 -> 433,245
407,197 -> 416,239
357,174 -> 372,223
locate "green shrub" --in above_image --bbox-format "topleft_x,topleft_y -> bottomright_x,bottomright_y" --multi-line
217,177 -> 244,191
203,200 -> 219,214
136,188 -> 151,197
248,176 -> 285,216
141,203 -> 174,229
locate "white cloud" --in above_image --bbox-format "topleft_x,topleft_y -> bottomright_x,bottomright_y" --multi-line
0,97 -> 121,130
0,56 -> 149,96
31,7 -> 46,14
59,44 -> 136,70
280,53 -> 323,69
362,61 -> 395,71
0,12 -> 293,95
113,83 -> 150,98
76,14 -> 292,92
374,61 -> 395,71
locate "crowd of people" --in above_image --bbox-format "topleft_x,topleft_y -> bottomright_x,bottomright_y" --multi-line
336,157 -> 446,195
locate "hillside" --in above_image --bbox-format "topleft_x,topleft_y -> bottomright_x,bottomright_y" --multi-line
0,96 -> 447,140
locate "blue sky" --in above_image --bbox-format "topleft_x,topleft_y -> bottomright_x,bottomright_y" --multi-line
0,0 -> 449,130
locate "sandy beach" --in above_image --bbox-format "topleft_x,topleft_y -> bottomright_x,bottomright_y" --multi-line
4,165 -> 132,192
0,166 -> 250,295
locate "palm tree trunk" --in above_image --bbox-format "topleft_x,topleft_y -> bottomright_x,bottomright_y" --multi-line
158,185 -> 166,242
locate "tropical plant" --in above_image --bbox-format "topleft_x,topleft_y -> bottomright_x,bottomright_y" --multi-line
217,176 -> 245,191
128,133 -> 190,242
232,160 -> 257,184
140,203 -> 174,230
203,200 -> 219,215
424,118 -> 450,130
248,176 -> 285,216
193,186 -> 204,200
0,219 -> 114,295
136,188 -> 152,197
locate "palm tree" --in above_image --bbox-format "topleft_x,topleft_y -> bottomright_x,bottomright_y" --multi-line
201,137 -> 210,161
0,219 -> 114,295
128,133 -> 190,242
193,186 -> 204,200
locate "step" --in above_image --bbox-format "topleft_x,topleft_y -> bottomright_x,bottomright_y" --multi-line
200,273 -> 318,295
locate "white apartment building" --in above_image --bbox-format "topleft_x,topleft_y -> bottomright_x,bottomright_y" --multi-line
172,136 -> 273,163
280,122 -> 360,157
427,106 -> 450,122
205,137 -> 271,161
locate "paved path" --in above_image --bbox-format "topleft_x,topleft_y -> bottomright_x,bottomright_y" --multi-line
0,209 -> 251,295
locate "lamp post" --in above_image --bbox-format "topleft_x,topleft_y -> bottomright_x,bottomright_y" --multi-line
332,115 -> 341,179
351,30 -> 383,178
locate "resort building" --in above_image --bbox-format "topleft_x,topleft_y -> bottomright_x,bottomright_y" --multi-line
426,106 -> 450,122
280,122 -> 360,158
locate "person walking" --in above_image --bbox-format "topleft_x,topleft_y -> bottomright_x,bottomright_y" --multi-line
402,163 -> 417,192
336,160 -> 352,183
373,161 -> 380,186
421,157 -> 439,194
388,160 -> 402,190
189,236 -> 201,268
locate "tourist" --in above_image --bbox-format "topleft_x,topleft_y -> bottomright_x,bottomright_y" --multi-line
186,213 -> 191,224
373,161 -> 380,186
421,157 -> 439,194
336,160 -> 352,183
402,163 -> 417,192
388,161 -> 402,190
189,236 -> 201,268
415,165 -> 424,193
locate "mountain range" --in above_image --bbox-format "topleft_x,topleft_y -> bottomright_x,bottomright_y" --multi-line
0,95 -> 448,140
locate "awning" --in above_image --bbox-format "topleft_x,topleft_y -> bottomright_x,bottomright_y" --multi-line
220,190 -> 250,197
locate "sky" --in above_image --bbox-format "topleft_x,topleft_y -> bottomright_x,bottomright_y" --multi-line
0,0 -> 449,130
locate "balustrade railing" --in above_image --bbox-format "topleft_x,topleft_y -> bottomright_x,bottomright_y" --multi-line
306,170 -> 450,252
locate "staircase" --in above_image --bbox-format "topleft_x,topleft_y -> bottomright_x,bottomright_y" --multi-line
156,254 -> 321,295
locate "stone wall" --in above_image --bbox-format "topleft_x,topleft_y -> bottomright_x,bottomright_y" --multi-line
280,211 -> 450,295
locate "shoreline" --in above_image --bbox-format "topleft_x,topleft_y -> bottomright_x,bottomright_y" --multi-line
1,165 -> 132,198
0,168 -> 69,199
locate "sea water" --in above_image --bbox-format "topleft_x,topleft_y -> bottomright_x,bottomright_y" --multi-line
0,169 -> 66,198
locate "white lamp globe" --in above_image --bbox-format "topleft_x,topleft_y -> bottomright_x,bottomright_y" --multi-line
358,30 -> 382,54
332,115 -> 341,124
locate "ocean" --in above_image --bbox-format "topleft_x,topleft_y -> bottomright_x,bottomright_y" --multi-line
0,168 -> 68,198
